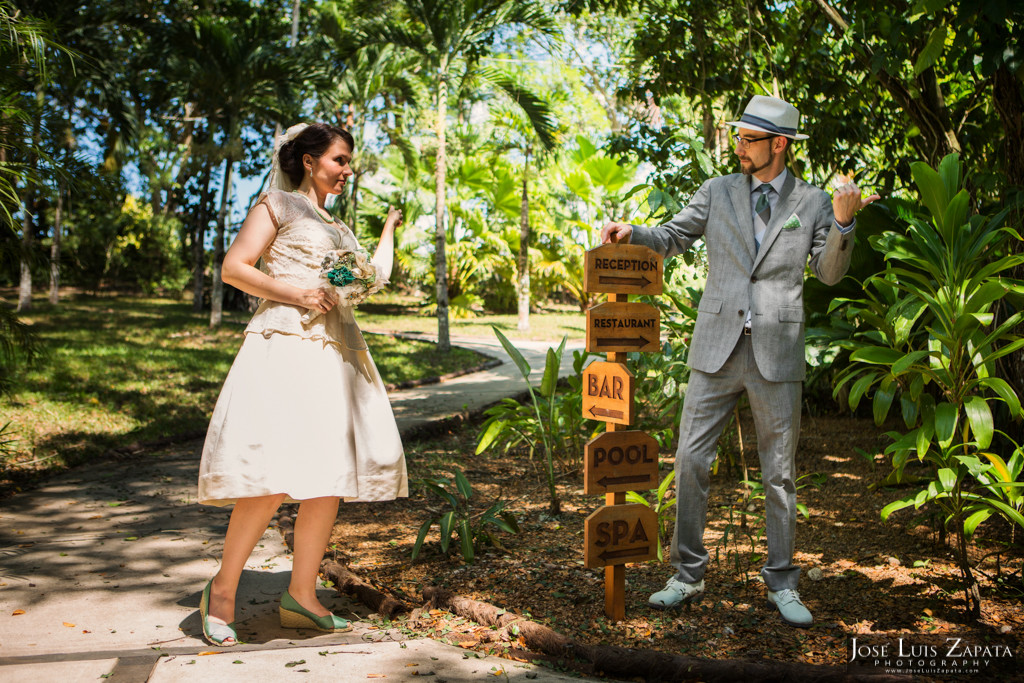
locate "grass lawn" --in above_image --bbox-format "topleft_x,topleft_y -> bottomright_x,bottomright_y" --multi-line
0,294 -> 488,491
357,292 -> 586,342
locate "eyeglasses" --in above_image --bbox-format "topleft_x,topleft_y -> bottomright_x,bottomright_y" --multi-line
732,134 -> 776,148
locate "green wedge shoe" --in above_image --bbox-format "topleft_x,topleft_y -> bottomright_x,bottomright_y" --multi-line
279,590 -> 353,632
199,579 -> 238,646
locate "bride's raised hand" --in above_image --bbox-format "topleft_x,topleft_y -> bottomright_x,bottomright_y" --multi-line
385,205 -> 403,229
298,287 -> 338,314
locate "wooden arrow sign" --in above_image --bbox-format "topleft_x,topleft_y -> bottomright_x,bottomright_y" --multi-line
584,243 -> 664,295
586,302 -> 661,353
582,361 -> 634,426
584,431 -> 660,495
584,504 -> 658,568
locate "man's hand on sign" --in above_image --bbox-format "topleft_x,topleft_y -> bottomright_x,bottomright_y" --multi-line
601,222 -> 633,244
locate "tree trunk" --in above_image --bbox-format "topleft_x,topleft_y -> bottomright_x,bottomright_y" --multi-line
319,560 -> 410,619
350,170 -> 360,233
434,63 -> 451,352
48,180 -> 63,305
163,104 -> 195,217
17,192 -> 33,312
517,149 -> 531,333
810,0 -> 961,166
422,587 -> 899,682
210,156 -> 233,328
192,160 -> 213,312
17,91 -> 42,312
992,63 -> 1024,438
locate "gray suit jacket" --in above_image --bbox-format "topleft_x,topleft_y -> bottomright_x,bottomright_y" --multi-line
629,171 -> 853,382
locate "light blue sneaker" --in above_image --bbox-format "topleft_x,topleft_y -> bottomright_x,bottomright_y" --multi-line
767,588 -> 813,627
648,577 -> 704,609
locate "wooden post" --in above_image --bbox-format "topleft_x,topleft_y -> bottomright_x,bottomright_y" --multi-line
582,245 -> 663,623
605,334 -> 627,621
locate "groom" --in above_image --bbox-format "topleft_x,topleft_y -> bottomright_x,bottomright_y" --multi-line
601,95 -> 878,627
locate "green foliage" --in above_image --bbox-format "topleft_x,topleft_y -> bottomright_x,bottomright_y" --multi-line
477,345 -> 597,470
477,329 -> 599,514
66,194 -> 191,294
612,126 -> 718,227
410,468 -> 520,563
0,421 -> 18,459
0,305 -> 37,395
0,296 -> 486,486
832,153 -> 1024,616
625,470 -> 677,561
740,471 -> 828,523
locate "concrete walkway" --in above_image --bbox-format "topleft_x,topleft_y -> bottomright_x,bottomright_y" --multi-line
0,333 -> 600,682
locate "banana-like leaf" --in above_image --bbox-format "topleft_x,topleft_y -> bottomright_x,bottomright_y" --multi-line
493,326 -> 531,381
937,467 -> 957,492
458,519 -> 474,562
964,395 -> 993,449
934,401 -> 958,447
851,347 -> 905,365
910,161 -> 949,229
500,511 -> 520,533
476,419 -> 505,454
881,494 -> 918,520
411,518 -> 435,561
963,509 -> 992,538
540,336 -> 566,398
454,469 -> 473,499
438,511 -> 456,553
873,378 -> 897,425
892,349 -> 930,375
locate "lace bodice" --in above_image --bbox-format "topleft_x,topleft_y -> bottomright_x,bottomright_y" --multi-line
243,190 -> 384,350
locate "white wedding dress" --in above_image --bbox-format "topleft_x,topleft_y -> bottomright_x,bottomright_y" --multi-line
198,190 -> 408,505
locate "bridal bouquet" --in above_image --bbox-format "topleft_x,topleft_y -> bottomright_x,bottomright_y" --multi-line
300,248 -> 384,323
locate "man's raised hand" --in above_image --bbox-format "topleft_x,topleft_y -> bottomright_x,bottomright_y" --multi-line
833,180 -> 880,227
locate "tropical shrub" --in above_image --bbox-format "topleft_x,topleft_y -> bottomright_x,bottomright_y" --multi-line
411,468 -> 519,564
832,153 -> 1024,617
476,330 -> 600,514
625,470 -> 677,561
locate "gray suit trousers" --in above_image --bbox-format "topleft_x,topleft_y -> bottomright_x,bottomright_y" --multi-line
671,331 -> 802,591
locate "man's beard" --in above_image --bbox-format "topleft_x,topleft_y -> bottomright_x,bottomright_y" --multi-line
740,148 -> 775,176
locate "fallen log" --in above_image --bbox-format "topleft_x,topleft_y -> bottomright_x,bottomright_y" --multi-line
319,560 -> 411,619
422,587 -> 910,683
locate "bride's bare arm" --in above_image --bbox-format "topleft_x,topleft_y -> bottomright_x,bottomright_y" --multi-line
221,203 -> 337,313
372,206 -> 402,281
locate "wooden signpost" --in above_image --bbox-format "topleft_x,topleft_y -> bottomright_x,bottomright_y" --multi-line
584,505 -> 658,567
581,241 -> 664,621
583,431 -> 660,495
582,361 -> 635,425
586,302 -> 660,353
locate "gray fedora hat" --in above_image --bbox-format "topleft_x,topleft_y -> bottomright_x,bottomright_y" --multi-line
726,95 -> 809,140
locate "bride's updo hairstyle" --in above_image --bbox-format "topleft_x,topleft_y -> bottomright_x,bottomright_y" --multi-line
278,123 -> 354,187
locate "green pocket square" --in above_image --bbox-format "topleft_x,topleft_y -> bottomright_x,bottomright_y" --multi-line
782,214 -> 802,230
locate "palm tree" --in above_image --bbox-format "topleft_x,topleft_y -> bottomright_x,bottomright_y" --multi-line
357,0 -> 557,352
486,89 -> 559,331
316,6 -> 422,232
0,0 -> 68,380
162,6 -> 310,327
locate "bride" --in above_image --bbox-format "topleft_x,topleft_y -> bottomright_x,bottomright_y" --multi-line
195,123 -> 407,646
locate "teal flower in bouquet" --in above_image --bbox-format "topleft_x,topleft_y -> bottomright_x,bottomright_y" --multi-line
302,248 -> 384,325
327,266 -> 355,287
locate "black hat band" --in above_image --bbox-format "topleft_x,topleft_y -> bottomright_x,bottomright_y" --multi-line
739,113 -> 797,136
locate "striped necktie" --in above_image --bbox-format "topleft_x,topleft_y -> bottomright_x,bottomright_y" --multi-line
755,184 -> 772,226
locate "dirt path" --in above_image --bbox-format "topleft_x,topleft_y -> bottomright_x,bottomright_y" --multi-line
327,413 -> 1023,679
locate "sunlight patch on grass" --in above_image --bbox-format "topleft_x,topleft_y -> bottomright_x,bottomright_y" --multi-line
0,295 -> 487,487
